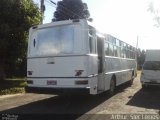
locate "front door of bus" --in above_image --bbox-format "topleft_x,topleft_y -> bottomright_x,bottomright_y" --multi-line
97,35 -> 105,92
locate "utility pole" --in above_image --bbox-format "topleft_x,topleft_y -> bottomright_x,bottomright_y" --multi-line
136,35 -> 139,50
40,0 -> 45,24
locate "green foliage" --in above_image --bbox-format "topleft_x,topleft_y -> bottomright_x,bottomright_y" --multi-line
0,79 -> 26,95
0,0 -> 41,79
53,0 -> 90,21
148,1 -> 160,27
0,88 -> 25,95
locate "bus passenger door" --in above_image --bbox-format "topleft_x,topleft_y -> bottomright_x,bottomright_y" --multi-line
97,35 -> 105,92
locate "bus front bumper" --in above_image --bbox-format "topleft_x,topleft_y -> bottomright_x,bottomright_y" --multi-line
25,86 -> 90,95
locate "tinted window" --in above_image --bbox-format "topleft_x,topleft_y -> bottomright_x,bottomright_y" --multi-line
89,35 -> 96,53
116,39 -> 120,46
114,46 -> 117,57
117,47 -> 121,57
89,26 -> 96,54
143,61 -> 160,70
105,42 -> 109,55
109,44 -> 114,56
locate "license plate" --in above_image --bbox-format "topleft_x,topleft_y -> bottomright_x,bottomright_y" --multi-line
47,80 -> 57,85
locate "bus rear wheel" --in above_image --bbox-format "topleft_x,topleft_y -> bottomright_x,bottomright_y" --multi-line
109,79 -> 116,96
129,71 -> 134,86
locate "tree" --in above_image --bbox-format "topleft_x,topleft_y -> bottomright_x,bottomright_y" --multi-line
0,0 -> 41,80
137,49 -> 146,70
53,0 -> 90,21
148,1 -> 160,27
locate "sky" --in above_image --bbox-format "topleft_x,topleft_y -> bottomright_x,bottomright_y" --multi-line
33,0 -> 160,50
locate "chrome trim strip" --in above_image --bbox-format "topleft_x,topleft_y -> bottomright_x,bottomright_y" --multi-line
105,69 -> 133,75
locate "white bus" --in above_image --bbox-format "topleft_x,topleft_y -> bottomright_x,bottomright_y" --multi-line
26,19 -> 137,95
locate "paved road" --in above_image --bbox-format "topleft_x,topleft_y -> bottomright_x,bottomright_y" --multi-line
0,72 -> 160,120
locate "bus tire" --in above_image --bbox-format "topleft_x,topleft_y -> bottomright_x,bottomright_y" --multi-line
129,71 -> 134,86
109,78 -> 116,96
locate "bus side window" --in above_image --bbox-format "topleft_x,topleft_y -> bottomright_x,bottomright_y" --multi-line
89,35 -> 93,53
117,46 -> 121,57
114,46 -> 117,57
89,26 -> 96,54
105,42 -> 109,55
121,47 -> 124,58
129,51 -> 132,59
89,34 -> 96,54
123,49 -> 127,58
109,44 -> 114,56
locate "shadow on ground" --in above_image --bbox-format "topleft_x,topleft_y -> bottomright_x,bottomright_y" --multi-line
0,94 -> 112,120
127,86 -> 160,110
0,82 -> 133,120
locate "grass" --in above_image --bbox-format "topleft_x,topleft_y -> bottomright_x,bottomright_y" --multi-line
0,79 -> 26,95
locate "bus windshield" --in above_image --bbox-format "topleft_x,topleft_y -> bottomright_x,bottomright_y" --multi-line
143,61 -> 160,70
30,25 -> 74,56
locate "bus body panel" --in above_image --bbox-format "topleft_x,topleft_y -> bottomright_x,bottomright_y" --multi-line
27,55 -> 99,94
27,56 -> 89,78
104,57 -> 136,87
26,19 -> 137,95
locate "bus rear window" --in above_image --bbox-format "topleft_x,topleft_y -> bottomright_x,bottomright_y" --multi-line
29,25 -> 74,56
